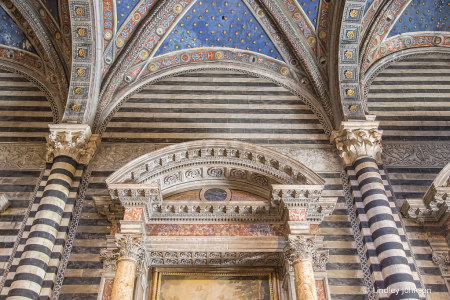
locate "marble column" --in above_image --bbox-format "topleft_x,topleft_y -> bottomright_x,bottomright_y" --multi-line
331,120 -> 418,299
111,235 -> 145,300
285,236 -> 318,300
7,124 -> 99,300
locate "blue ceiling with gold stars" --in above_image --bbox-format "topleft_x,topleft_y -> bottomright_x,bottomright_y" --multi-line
388,0 -> 450,37
154,0 -> 283,61
295,0 -> 319,27
0,6 -> 35,53
116,0 -> 141,27
42,0 -> 59,24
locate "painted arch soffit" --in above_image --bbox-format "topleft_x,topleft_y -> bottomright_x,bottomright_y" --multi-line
105,139 -> 326,195
95,61 -> 334,138
95,0 -> 334,131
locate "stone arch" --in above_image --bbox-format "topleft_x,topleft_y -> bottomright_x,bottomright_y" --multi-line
105,139 -> 325,199
363,48 -> 450,113
0,60 -> 62,122
95,61 -> 333,137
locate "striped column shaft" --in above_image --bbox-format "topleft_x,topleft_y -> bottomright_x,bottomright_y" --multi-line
354,156 -> 418,300
7,156 -> 78,300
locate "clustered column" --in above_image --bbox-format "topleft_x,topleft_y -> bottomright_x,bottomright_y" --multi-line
331,120 -> 418,299
7,124 -> 99,299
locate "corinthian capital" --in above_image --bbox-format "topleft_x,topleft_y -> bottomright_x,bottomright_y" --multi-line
284,235 -> 316,263
330,121 -> 382,165
115,234 -> 146,264
46,124 -> 101,164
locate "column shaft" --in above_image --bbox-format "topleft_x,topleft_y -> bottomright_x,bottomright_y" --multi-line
111,259 -> 137,300
293,258 -> 317,300
354,156 -> 418,299
7,156 -> 77,299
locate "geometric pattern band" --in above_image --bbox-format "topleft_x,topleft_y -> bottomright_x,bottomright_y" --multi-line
6,156 -> 82,300
347,156 -> 420,300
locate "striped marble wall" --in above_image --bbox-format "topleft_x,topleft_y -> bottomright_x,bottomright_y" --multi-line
0,69 -> 54,142
104,70 -> 328,145
385,166 -> 449,299
0,169 -> 42,291
59,169 -> 111,300
367,54 -> 450,142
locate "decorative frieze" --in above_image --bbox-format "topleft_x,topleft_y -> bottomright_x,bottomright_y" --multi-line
0,143 -> 46,170
46,124 -> 100,164
330,120 -> 382,165
381,142 -> 450,167
148,251 -> 282,267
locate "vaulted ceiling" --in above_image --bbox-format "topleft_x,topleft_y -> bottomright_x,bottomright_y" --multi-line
0,0 -> 448,141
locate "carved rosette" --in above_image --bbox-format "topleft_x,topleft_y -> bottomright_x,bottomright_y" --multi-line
284,236 -> 316,263
330,121 -> 383,165
45,124 -> 100,164
115,235 -> 146,264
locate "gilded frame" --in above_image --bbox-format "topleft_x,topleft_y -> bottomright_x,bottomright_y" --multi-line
149,267 -> 281,300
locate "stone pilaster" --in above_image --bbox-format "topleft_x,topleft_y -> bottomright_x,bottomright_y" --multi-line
331,120 -> 418,299
110,234 -> 146,300
7,124 -> 100,299
284,236 -> 319,300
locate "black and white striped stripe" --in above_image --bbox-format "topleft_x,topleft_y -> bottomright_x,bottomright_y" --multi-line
104,70 -> 328,145
368,55 -> 450,142
0,69 -> 53,143
6,156 -> 81,300
348,157 -> 419,299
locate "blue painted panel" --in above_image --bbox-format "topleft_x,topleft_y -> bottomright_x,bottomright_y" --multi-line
42,0 -> 59,24
0,7 -> 36,53
294,0 -> 319,28
365,0 -> 375,14
204,188 -> 228,201
116,0 -> 141,27
155,0 -> 283,61
388,0 -> 450,37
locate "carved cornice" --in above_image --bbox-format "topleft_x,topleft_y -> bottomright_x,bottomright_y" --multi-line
46,124 -> 101,164
93,196 -> 124,223
107,184 -> 162,223
432,251 -> 450,277
284,235 -> 317,263
271,185 -> 337,223
401,161 -> 450,226
105,140 -> 325,187
330,120 -> 383,165
115,234 -> 146,264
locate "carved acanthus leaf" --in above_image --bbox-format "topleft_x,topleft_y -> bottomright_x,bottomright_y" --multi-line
331,121 -> 382,165
284,236 -> 317,263
115,234 -> 146,264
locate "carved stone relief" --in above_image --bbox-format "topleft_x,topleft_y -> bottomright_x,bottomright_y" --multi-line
382,142 -> 450,167
0,143 -> 46,170
271,147 -> 342,172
